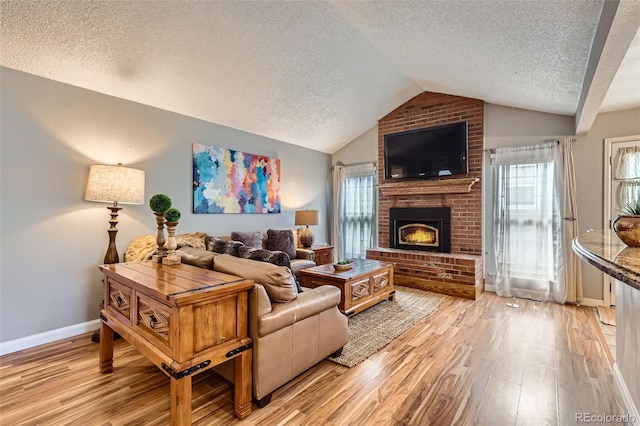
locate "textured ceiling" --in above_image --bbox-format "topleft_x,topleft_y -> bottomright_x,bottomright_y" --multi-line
1,1 -> 638,154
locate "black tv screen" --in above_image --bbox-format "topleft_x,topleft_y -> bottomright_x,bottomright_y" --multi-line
384,121 -> 468,179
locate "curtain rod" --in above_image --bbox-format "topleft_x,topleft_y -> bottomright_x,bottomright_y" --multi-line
484,138 -> 576,154
331,160 -> 377,170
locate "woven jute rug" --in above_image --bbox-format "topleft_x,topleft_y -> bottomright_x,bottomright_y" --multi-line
596,306 -> 616,326
328,287 -> 447,368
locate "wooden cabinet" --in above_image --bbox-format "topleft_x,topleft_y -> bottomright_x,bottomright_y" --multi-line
311,245 -> 334,265
99,262 -> 254,425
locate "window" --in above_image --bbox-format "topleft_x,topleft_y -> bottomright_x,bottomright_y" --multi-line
332,163 -> 377,260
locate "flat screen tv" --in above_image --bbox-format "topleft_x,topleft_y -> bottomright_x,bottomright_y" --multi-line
384,121 -> 468,179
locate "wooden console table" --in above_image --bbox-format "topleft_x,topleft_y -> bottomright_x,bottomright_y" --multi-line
99,262 -> 254,425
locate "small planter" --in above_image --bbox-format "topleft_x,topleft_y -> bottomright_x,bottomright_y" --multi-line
612,215 -> 640,247
149,194 -> 172,263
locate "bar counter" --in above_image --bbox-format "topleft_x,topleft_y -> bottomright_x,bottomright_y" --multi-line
572,229 -> 639,418
572,230 -> 640,290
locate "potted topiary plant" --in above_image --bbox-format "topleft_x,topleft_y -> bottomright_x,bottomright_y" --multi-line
164,207 -> 181,223
163,207 -> 182,265
612,200 -> 640,247
149,194 -> 172,261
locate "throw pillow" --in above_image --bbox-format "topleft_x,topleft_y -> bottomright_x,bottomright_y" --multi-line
231,231 -> 264,249
266,229 -> 296,259
206,237 -> 244,256
206,236 -> 227,253
222,240 -> 244,256
213,254 -> 298,302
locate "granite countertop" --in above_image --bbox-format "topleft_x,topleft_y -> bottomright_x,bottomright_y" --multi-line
572,229 -> 640,291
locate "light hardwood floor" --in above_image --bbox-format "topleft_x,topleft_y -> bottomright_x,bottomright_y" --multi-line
0,291 -> 629,425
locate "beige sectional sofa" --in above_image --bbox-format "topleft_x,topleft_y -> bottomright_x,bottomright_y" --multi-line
211,253 -> 347,406
125,230 -> 348,407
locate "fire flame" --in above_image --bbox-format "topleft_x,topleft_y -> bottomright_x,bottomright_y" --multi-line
404,228 -> 435,244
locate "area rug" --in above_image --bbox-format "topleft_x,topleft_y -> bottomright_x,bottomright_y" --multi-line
596,306 -> 616,326
328,287 -> 447,368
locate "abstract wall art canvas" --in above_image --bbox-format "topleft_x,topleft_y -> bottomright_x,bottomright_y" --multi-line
193,143 -> 281,214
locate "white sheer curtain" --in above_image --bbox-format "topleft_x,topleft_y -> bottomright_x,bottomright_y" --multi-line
616,146 -> 640,209
332,163 -> 377,260
560,137 -> 583,304
492,141 -> 566,303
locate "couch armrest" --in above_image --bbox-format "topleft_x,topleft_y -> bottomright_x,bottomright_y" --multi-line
252,284 -> 273,317
257,285 -> 341,337
295,248 -> 315,261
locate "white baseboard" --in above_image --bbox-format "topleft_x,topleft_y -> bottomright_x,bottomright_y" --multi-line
580,297 -> 604,307
613,363 -> 640,421
484,284 -> 496,293
0,319 -> 101,356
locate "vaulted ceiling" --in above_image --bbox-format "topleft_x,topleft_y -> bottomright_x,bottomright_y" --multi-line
2,1 -> 638,154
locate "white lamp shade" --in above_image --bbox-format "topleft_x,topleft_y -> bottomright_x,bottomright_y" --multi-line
85,164 -> 145,204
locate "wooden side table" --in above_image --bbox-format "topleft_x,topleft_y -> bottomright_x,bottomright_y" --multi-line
99,262 -> 254,425
311,245 -> 334,265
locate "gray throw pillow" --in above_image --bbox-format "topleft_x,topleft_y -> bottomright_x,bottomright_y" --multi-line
206,237 -> 244,256
222,240 -> 244,256
231,231 -> 264,249
206,236 -> 227,253
266,229 -> 296,259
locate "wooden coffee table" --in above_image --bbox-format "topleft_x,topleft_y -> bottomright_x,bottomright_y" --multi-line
300,259 -> 395,317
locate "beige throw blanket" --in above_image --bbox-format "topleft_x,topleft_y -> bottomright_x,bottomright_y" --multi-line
124,232 -> 208,262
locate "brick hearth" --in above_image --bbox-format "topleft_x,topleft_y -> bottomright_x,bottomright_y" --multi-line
372,91 -> 484,299
367,248 -> 483,300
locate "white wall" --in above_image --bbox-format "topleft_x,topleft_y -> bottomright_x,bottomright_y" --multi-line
484,104 -> 575,149
0,67 -> 331,342
332,125 -> 378,165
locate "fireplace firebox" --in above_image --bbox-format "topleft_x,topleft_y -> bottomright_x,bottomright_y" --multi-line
390,207 -> 451,253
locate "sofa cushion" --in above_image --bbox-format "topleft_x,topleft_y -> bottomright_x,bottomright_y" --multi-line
231,231 -> 264,249
176,246 -> 217,269
266,229 -> 296,259
213,254 -> 298,302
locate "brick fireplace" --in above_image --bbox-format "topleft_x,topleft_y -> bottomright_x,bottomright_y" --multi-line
366,91 -> 484,299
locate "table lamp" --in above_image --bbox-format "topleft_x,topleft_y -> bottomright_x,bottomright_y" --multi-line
85,163 -> 145,264
295,209 -> 319,248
